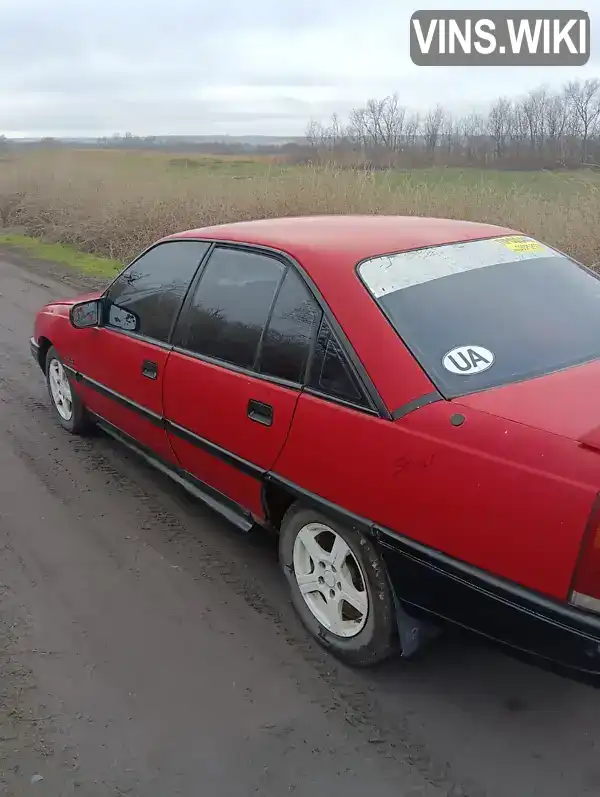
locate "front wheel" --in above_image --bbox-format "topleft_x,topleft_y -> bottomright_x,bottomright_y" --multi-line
46,347 -> 91,434
279,505 -> 397,667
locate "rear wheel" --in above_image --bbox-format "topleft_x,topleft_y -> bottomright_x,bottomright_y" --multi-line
46,347 -> 91,434
279,505 -> 397,667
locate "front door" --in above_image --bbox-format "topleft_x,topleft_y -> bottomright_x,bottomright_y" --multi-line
73,239 -> 210,463
163,245 -> 323,519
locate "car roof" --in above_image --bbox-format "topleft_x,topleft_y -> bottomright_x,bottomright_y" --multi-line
163,215 -> 518,268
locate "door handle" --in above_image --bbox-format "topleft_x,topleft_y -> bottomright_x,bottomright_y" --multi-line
247,399 -> 273,426
142,360 -> 158,380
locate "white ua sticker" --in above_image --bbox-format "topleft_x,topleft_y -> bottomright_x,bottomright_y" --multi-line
442,346 -> 494,375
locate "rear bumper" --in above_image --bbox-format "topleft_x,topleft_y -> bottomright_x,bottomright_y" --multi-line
376,527 -> 600,680
30,337 -> 41,367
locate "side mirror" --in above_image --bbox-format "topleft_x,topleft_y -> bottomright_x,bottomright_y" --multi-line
70,299 -> 100,329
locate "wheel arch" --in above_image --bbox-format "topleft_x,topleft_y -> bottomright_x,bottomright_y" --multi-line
265,478 -> 441,658
261,479 -> 297,532
37,336 -> 53,372
262,478 -> 377,536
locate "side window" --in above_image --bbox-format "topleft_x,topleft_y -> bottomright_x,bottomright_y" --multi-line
309,318 -> 369,407
181,247 -> 285,370
257,268 -> 322,383
105,240 -> 209,342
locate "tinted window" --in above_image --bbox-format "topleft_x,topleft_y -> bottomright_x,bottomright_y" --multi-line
359,235 -> 600,397
105,241 -> 209,342
309,318 -> 367,406
182,247 -> 285,369
257,268 -> 322,383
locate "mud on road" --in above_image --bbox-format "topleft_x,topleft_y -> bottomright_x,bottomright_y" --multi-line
0,248 -> 600,797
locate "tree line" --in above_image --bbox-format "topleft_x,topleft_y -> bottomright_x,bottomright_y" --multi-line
303,78 -> 600,170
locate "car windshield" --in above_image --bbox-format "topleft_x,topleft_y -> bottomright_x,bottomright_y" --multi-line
358,234 -> 600,398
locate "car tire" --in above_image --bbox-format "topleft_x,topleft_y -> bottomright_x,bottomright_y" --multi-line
279,504 -> 397,667
45,346 -> 91,434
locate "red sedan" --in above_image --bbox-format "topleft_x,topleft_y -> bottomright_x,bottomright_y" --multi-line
30,215 -> 600,674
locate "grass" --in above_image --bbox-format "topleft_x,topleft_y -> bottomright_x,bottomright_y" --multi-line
377,166 -> 600,196
0,148 -> 598,269
0,233 -> 122,277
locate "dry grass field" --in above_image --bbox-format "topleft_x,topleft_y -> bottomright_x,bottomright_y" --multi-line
0,148 -> 598,267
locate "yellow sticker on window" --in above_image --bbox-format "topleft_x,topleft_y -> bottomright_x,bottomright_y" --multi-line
500,236 -> 544,254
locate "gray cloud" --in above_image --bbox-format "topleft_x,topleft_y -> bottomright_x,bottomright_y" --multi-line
1,0 -> 598,137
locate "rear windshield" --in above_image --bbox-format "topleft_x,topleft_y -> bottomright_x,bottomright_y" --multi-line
358,235 -> 600,398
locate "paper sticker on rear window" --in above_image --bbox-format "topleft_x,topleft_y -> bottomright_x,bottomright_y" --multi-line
500,236 -> 545,254
358,235 -> 556,299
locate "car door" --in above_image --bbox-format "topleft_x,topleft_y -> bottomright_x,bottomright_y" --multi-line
73,239 -> 210,464
163,245 -> 323,520
265,313 -> 383,509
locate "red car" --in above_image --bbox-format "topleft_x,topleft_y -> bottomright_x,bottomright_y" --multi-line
30,215 -> 600,674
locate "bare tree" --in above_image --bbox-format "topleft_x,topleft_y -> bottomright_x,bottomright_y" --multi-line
458,113 -> 486,163
347,107 -> 369,149
544,89 -> 569,157
364,98 -> 387,147
440,114 -> 458,154
302,76 -> 600,170
423,105 -> 445,155
328,113 -> 343,150
488,97 -> 512,159
566,78 -> 600,161
403,113 -> 421,147
509,102 -> 529,156
305,119 -> 327,149
380,94 -> 406,150
520,88 -> 548,152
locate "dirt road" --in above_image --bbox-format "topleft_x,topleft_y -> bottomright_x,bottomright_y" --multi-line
1,250 -> 600,797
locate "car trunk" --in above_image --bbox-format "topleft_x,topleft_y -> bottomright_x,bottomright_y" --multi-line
453,357 -> 600,448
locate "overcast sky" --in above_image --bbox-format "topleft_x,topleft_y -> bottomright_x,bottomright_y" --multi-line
1,0 -> 598,137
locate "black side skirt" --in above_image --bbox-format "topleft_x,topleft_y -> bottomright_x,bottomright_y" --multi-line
90,413 -> 255,533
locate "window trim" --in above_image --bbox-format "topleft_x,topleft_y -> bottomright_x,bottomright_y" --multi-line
170,239 -> 388,418
171,345 -> 304,392
254,264 -> 324,385
308,315 -> 369,409
101,326 -> 173,350
252,262 -> 289,373
172,242 -> 288,373
304,386 -> 376,414
100,239 -> 212,346
101,236 -> 390,420
166,242 -> 215,343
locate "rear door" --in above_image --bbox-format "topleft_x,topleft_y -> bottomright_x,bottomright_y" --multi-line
163,245 -> 323,519
73,240 -> 210,463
